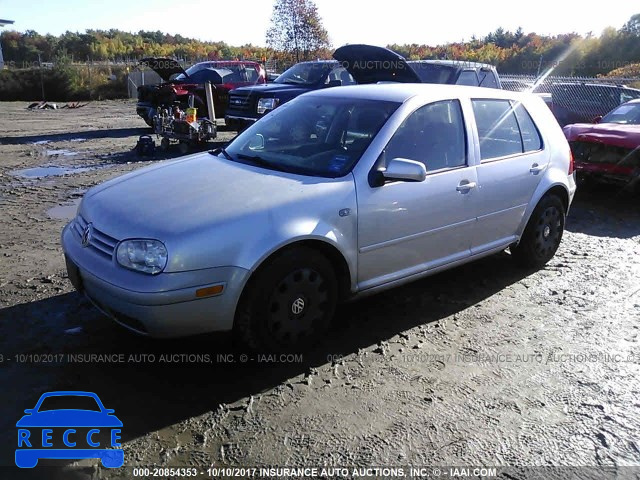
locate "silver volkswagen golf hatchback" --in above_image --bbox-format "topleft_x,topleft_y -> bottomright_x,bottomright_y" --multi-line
62,84 -> 576,350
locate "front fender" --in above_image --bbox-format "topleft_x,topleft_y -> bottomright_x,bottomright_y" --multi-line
236,213 -> 358,292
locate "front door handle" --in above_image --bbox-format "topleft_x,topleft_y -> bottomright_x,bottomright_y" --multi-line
530,163 -> 545,174
456,181 -> 477,193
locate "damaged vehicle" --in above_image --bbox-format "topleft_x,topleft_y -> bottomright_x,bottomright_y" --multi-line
225,44 -> 501,130
62,84 -> 574,350
564,99 -> 640,189
136,58 -> 266,126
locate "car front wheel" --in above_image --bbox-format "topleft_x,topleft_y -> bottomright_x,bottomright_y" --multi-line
234,247 -> 338,352
511,194 -> 565,269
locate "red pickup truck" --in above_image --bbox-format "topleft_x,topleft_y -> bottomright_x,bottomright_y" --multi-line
136,58 -> 266,126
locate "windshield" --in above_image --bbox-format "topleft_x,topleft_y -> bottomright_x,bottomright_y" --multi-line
601,103 -> 640,125
175,63 -> 258,83
223,95 -> 400,177
275,62 -> 336,86
407,63 -> 458,84
38,395 -> 101,412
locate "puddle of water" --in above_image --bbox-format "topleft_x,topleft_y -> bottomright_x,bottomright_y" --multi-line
46,149 -> 78,157
47,198 -> 82,220
10,164 -> 113,178
11,166 -> 92,178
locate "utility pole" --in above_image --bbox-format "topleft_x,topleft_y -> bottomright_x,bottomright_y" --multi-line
38,53 -> 45,101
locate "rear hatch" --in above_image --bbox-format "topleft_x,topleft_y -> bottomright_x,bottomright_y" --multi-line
139,57 -> 187,82
333,44 -> 422,84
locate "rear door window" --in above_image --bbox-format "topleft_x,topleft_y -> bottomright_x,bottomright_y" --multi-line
472,99 -> 523,160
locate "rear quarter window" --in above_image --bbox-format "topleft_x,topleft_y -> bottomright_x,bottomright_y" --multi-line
457,71 -> 479,86
513,103 -> 543,152
479,70 -> 499,89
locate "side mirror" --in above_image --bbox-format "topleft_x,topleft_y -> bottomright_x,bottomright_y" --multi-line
24,409 -> 34,414
592,115 -> 602,124
104,409 -> 115,414
382,158 -> 427,182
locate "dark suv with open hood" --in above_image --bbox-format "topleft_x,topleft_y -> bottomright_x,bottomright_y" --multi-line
224,44 -> 501,130
136,58 -> 266,126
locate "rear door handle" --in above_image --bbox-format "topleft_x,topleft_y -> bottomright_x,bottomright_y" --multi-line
456,181 -> 477,193
530,163 -> 545,174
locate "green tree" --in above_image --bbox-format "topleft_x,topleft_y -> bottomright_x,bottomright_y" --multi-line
266,0 -> 330,62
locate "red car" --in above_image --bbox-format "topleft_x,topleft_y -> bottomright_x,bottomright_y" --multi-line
563,99 -> 640,189
136,58 -> 266,126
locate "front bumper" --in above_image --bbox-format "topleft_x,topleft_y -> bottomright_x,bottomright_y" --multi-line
61,222 -> 250,338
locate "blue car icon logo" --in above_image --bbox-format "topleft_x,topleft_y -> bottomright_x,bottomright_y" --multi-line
16,391 -> 123,468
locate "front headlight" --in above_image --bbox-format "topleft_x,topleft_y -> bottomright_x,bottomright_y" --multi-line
116,239 -> 168,275
257,97 -> 279,115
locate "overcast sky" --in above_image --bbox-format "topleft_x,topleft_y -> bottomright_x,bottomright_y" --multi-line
1,0 -> 637,47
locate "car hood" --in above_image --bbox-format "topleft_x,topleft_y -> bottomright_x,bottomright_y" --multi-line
563,122 -> 640,150
81,153 -> 355,271
139,57 -> 187,81
231,83 -> 313,96
333,44 -> 422,84
16,411 -> 123,428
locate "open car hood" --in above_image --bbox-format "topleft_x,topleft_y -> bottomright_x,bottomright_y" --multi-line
139,57 -> 188,81
333,44 -> 422,84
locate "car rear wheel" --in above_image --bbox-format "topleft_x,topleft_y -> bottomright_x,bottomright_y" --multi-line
511,194 -> 565,269
234,247 -> 337,352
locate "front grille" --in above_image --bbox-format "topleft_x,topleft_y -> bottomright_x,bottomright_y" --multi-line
228,92 -> 254,113
571,141 -> 639,167
73,215 -> 119,259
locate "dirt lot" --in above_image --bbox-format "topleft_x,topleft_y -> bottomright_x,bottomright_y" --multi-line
0,100 -> 639,479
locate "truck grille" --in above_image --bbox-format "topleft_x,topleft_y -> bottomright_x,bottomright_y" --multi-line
228,92 -> 254,113
73,215 -> 119,259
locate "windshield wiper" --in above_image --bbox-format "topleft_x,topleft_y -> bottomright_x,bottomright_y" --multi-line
210,147 -> 233,160
236,153 -> 290,173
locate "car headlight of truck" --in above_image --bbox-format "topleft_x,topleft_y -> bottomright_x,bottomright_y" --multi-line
257,97 -> 279,114
116,239 -> 168,275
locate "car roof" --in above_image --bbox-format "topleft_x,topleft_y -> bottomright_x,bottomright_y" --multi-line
291,60 -> 339,65
38,390 -> 99,398
304,83 -> 525,103
552,82 -> 639,91
195,60 -> 260,66
407,59 -> 495,69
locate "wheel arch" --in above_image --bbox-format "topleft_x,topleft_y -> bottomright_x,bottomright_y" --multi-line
237,238 -> 354,309
516,181 -> 570,239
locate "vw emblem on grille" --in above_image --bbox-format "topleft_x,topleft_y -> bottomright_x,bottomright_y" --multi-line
81,223 -> 93,248
291,297 -> 305,315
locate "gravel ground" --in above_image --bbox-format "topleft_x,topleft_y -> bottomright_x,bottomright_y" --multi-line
0,100 -> 639,479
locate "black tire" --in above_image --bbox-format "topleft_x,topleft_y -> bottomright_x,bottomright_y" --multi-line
159,137 -> 170,152
511,194 -> 565,269
233,247 -> 338,352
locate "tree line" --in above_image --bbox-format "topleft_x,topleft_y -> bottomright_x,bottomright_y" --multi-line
1,13 -> 639,76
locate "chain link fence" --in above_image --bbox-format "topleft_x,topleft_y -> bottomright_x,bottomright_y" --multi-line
501,75 -> 640,125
